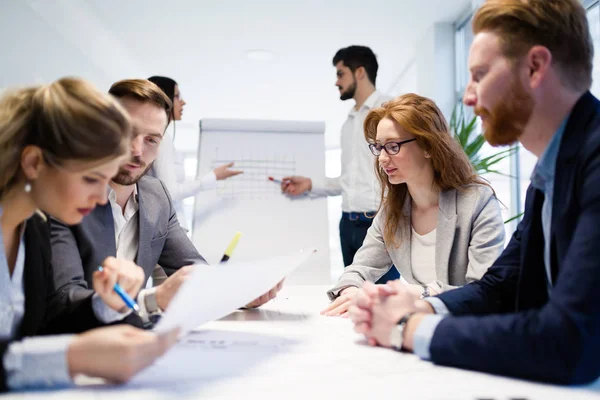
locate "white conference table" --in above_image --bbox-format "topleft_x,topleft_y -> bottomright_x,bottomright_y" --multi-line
4,285 -> 600,399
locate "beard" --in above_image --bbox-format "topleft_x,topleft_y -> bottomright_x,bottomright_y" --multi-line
339,78 -> 357,101
476,73 -> 534,147
112,155 -> 151,186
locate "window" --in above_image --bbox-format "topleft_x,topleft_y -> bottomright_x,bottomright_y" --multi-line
455,12 -> 474,100
454,11 -> 516,242
586,2 -> 600,97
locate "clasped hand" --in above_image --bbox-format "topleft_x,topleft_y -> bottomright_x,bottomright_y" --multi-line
348,281 -> 417,348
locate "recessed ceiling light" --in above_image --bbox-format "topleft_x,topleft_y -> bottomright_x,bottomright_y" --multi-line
244,49 -> 276,62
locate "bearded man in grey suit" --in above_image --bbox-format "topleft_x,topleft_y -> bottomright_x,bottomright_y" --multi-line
50,79 -> 281,327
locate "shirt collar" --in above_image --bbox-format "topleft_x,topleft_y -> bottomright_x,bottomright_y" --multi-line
108,184 -> 139,205
349,90 -> 382,115
531,115 -> 569,190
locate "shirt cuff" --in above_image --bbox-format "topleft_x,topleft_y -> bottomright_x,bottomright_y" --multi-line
306,177 -> 336,197
201,171 -> 218,190
137,288 -> 150,324
308,181 -> 329,197
424,297 -> 450,315
91,292 -> 132,323
137,288 -> 162,325
412,314 -> 444,360
4,335 -> 74,390
326,282 -> 360,301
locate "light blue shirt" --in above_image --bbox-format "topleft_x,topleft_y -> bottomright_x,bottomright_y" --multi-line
0,206 -> 73,389
412,116 -> 569,360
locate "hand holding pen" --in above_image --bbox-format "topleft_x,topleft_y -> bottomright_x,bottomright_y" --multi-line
93,257 -> 145,313
273,175 -> 312,196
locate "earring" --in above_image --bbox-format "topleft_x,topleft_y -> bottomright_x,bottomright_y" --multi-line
24,182 -> 32,193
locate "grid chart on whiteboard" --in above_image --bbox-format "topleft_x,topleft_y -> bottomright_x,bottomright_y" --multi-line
211,151 -> 297,200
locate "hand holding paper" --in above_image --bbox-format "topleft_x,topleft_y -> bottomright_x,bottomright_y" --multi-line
154,249 -> 316,335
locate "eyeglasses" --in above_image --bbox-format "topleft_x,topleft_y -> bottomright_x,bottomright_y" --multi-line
368,138 -> 417,156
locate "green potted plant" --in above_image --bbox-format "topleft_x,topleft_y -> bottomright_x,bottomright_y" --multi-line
449,102 -> 516,176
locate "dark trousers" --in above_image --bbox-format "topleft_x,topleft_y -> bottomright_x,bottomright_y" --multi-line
339,212 -> 400,284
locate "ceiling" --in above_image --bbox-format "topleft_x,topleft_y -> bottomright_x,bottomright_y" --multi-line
1,0 -> 470,147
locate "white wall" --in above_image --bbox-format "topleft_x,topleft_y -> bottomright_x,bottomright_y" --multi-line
415,23 -> 456,119
2,0 -> 469,279
388,60 -> 418,96
386,22 -> 456,119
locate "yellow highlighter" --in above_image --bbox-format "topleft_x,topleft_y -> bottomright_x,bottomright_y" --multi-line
220,232 -> 242,263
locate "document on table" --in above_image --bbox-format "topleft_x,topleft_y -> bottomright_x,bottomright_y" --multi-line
154,248 -> 316,335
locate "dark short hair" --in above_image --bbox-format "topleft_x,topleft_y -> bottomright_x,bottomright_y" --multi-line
109,79 -> 172,120
148,76 -> 177,121
333,45 -> 379,85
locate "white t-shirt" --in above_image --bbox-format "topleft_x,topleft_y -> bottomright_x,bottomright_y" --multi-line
410,227 -> 437,285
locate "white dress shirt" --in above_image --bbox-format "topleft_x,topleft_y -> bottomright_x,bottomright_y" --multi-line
153,127 -> 217,230
93,186 -> 155,323
311,90 -> 391,212
0,206 -> 73,390
109,185 -> 139,262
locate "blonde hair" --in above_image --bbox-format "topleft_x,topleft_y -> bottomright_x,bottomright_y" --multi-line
473,0 -> 592,91
0,77 -> 132,200
364,93 -> 490,247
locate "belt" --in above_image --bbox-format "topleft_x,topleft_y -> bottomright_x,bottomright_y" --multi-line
342,211 -> 377,222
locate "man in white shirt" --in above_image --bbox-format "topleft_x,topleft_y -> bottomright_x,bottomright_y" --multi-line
283,46 -> 398,282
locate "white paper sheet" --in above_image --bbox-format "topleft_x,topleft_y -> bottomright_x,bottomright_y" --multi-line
154,248 -> 316,335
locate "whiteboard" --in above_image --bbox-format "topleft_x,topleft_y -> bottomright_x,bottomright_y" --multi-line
191,119 -> 330,285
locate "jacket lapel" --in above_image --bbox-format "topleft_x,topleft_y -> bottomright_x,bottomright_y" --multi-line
517,187 -> 548,309
550,91 -> 597,281
396,195 -> 414,282
435,189 -> 457,282
87,203 -> 116,263
21,217 -> 47,337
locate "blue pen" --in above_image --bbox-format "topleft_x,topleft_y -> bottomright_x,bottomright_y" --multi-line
98,266 -> 140,314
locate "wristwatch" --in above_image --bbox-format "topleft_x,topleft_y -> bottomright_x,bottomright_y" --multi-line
389,312 -> 415,351
420,285 -> 430,299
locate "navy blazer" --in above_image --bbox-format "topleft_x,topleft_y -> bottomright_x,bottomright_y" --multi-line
430,91 -> 600,384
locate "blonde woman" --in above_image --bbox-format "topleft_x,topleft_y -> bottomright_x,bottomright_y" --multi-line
0,78 -> 178,391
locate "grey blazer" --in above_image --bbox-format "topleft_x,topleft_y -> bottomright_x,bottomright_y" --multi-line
50,175 -> 205,305
327,184 -> 505,300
